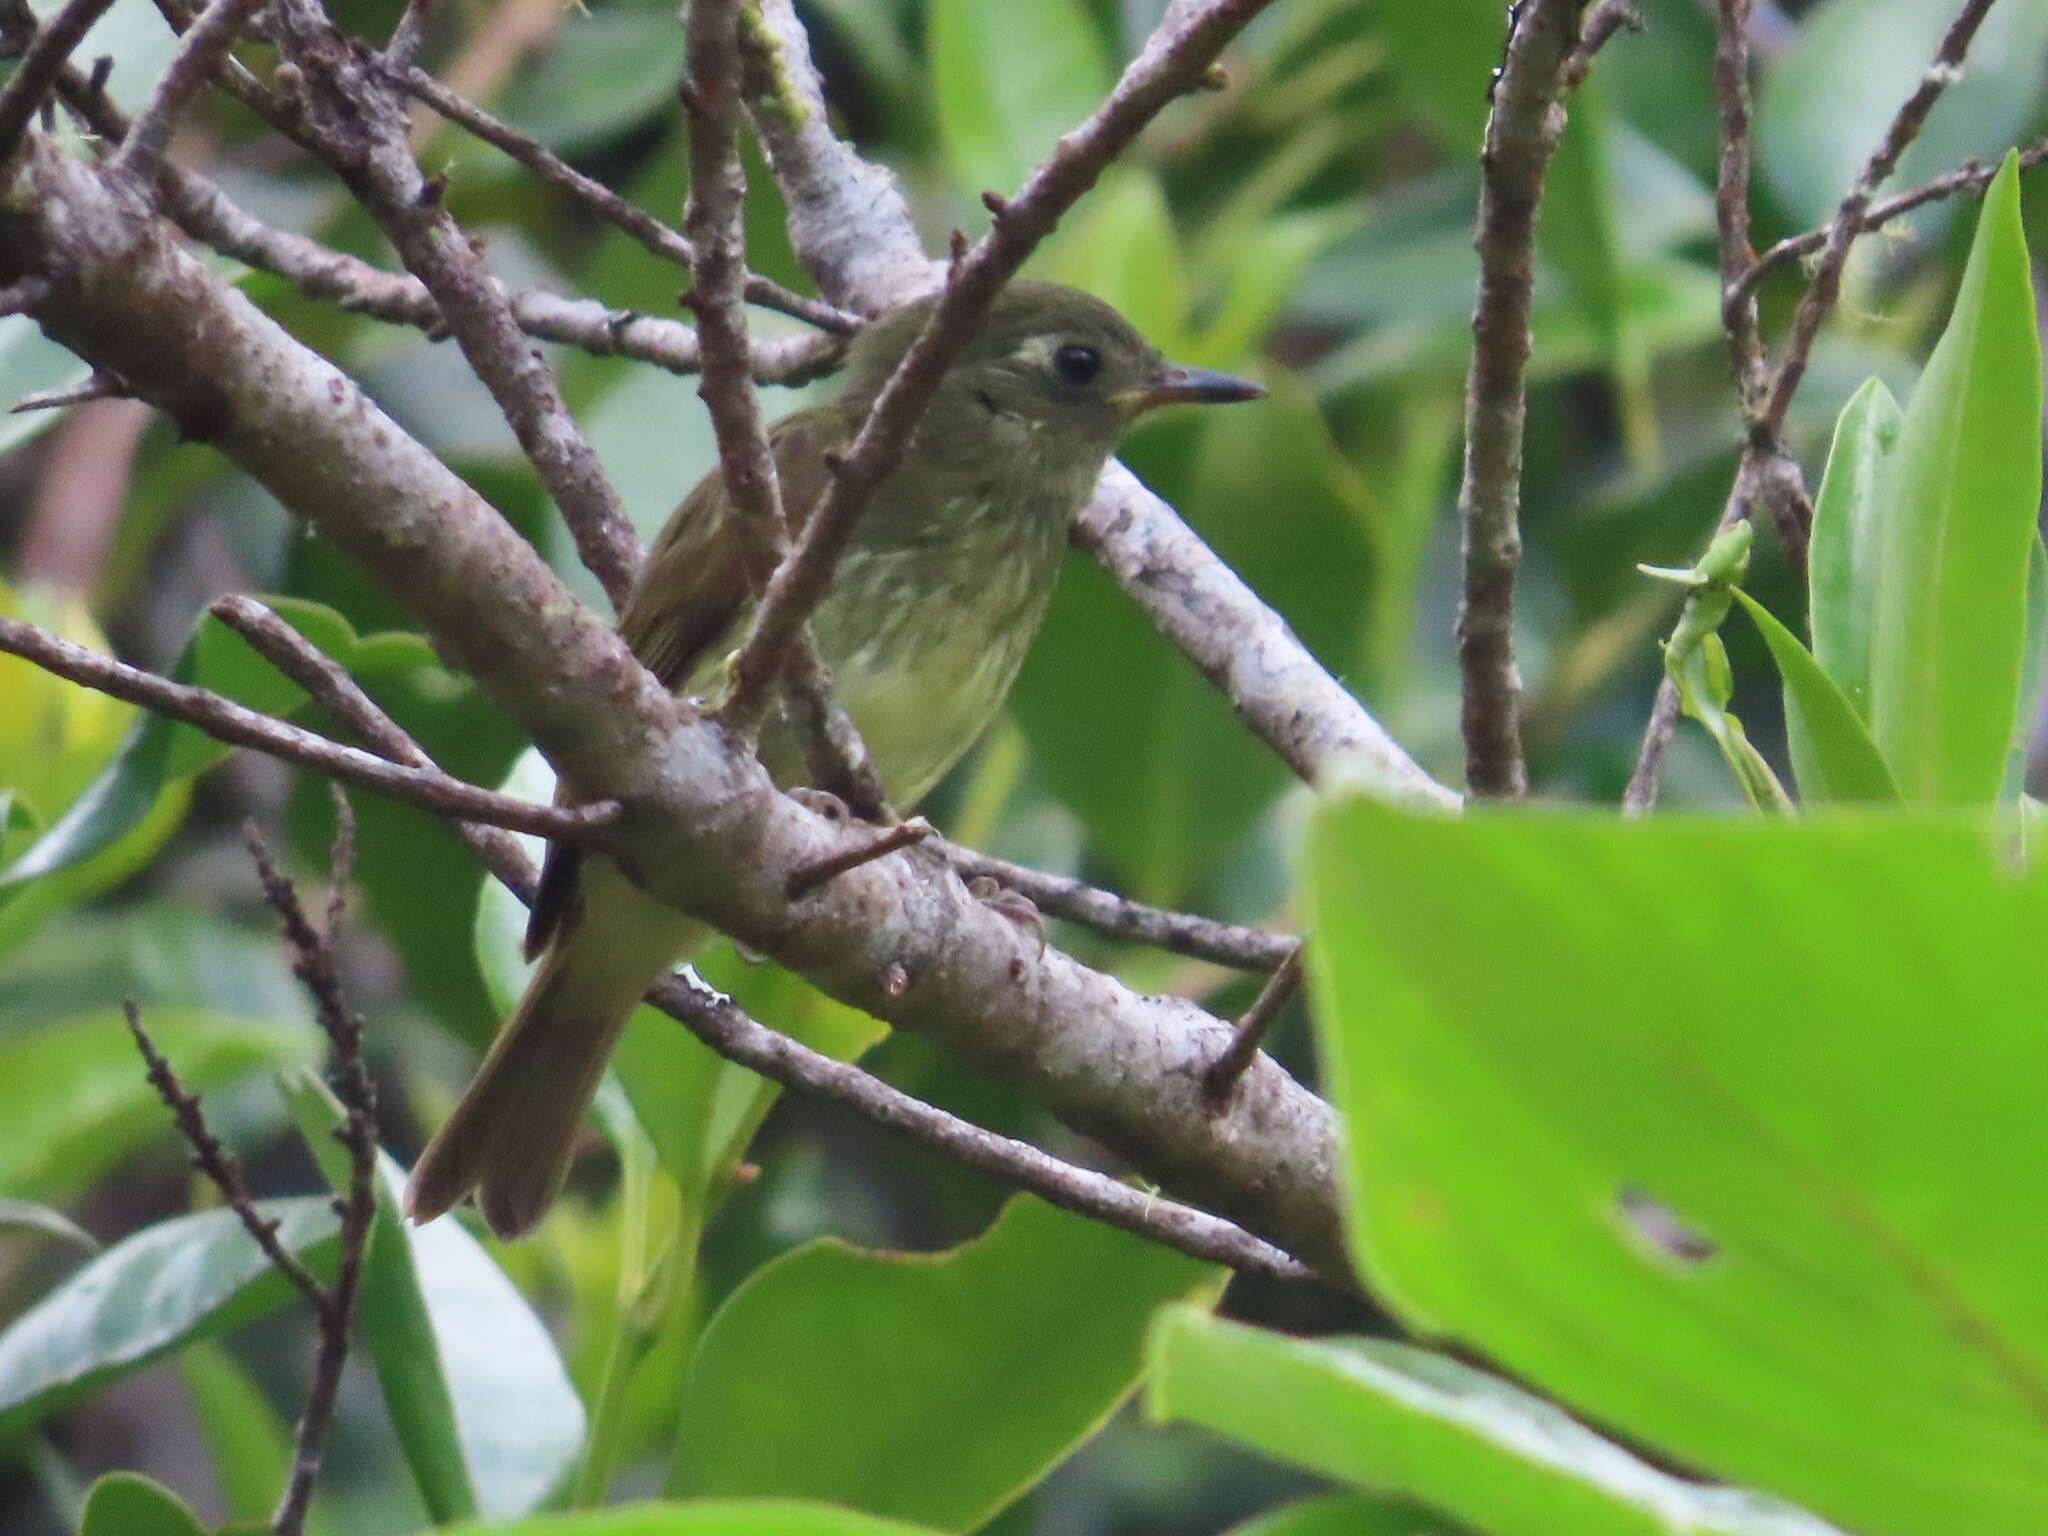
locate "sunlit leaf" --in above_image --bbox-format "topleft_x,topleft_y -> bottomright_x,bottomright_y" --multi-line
0,1199 -> 337,1438
1151,1309 -> 1847,1535
1869,155 -> 2041,804
1308,795 -> 2048,1534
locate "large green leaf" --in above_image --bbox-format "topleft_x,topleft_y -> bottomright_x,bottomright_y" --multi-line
284,1073 -> 585,1522
667,1195 -> 1222,1528
1149,1309 -> 1846,1536
0,1198 -> 337,1439
0,597 -> 439,892
76,1472 -> 206,1536
1729,591 -> 1898,805
1806,377 -> 1902,722
1868,155 -> 2042,804
929,0 -> 1113,196
1307,794 -> 2048,1535
441,1503 -> 945,1536
0,1009 -> 316,1203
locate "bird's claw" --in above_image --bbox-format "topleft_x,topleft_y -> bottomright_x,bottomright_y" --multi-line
967,875 -> 1046,957
789,786 -> 850,823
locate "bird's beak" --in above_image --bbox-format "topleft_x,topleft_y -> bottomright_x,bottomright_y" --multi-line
1114,364 -> 1265,418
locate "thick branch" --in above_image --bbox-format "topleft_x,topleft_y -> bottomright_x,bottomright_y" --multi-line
0,131 -> 1350,1280
1075,466 -> 1456,804
1455,0 -> 1583,801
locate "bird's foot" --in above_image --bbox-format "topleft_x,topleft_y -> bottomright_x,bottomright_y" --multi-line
967,875 -> 1046,957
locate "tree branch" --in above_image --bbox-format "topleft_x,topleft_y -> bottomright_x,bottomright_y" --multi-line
0,609 -> 618,841
106,0 -> 265,186
210,598 -> 1314,1282
1455,0 -> 1584,801
0,131 -> 1350,1278
0,0 -> 116,159
268,0 -> 644,610
1740,136 -> 2048,297
400,62 -> 858,336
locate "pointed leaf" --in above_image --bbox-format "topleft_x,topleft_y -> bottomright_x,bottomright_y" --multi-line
1807,377 -> 1902,721
1150,1310 -> 1847,1536
929,0 -> 1112,196
0,1199 -> 337,1438
1729,591 -> 1898,805
668,1195 -> 1222,1528
1870,154 -> 2042,804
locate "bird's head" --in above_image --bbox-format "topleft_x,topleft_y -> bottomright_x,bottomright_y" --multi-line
846,280 -> 1263,468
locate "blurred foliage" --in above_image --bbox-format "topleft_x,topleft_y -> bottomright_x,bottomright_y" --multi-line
3,0 -> 2048,1533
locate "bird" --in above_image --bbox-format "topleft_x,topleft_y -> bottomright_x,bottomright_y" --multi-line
403,279 -> 1263,1238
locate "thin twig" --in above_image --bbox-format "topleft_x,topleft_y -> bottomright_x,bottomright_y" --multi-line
1624,0 -> 1992,812
681,0 -> 887,814
266,0 -> 643,611
1454,0 -> 1583,801
1202,944 -> 1305,1106
10,372 -> 121,412
123,999 -> 331,1309
647,969 -> 1317,1284
936,839 -> 1296,972
244,815 -> 378,1536
0,0 -> 115,159
400,65 -> 857,335
787,816 -> 931,898
725,0 -> 1279,722
0,611 -> 617,840
1739,135 -> 2048,299
107,0 -> 266,186
1758,0 -> 1998,438
1560,0 -> 1643,91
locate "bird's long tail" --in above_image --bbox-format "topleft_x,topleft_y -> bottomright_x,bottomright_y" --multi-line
404,863 -> 705,1238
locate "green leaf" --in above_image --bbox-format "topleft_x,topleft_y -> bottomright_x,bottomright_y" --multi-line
0,597 -> 437,892
1869,154 -> 2043,804
1306,795 -> 2048,1535
0,1198 -> 99,1256
667,1195 -> 1222,1528
283,1072 -> 585,1521
497,9 -> 687,154
1220,1491 -> 1469,1536
439,1502 -> 946,1536
1807,376 -> 1903,721
1729,591 -> 1898,805
0,1009 -> 316,1203
1149,1310 -> 1846,1536
76,1472 -> 206,1536
0,1198 -> 338,1438
930,0 -> 1112,195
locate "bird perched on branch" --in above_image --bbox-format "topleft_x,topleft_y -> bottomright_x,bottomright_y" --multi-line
404,280 -> 1263,1238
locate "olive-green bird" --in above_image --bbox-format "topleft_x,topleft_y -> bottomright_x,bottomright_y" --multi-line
403,280 -> 1262,1238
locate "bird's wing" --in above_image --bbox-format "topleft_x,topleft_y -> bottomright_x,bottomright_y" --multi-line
523,406 -> 842,962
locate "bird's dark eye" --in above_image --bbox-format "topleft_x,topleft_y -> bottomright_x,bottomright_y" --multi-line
1052,343 -> 1101,387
